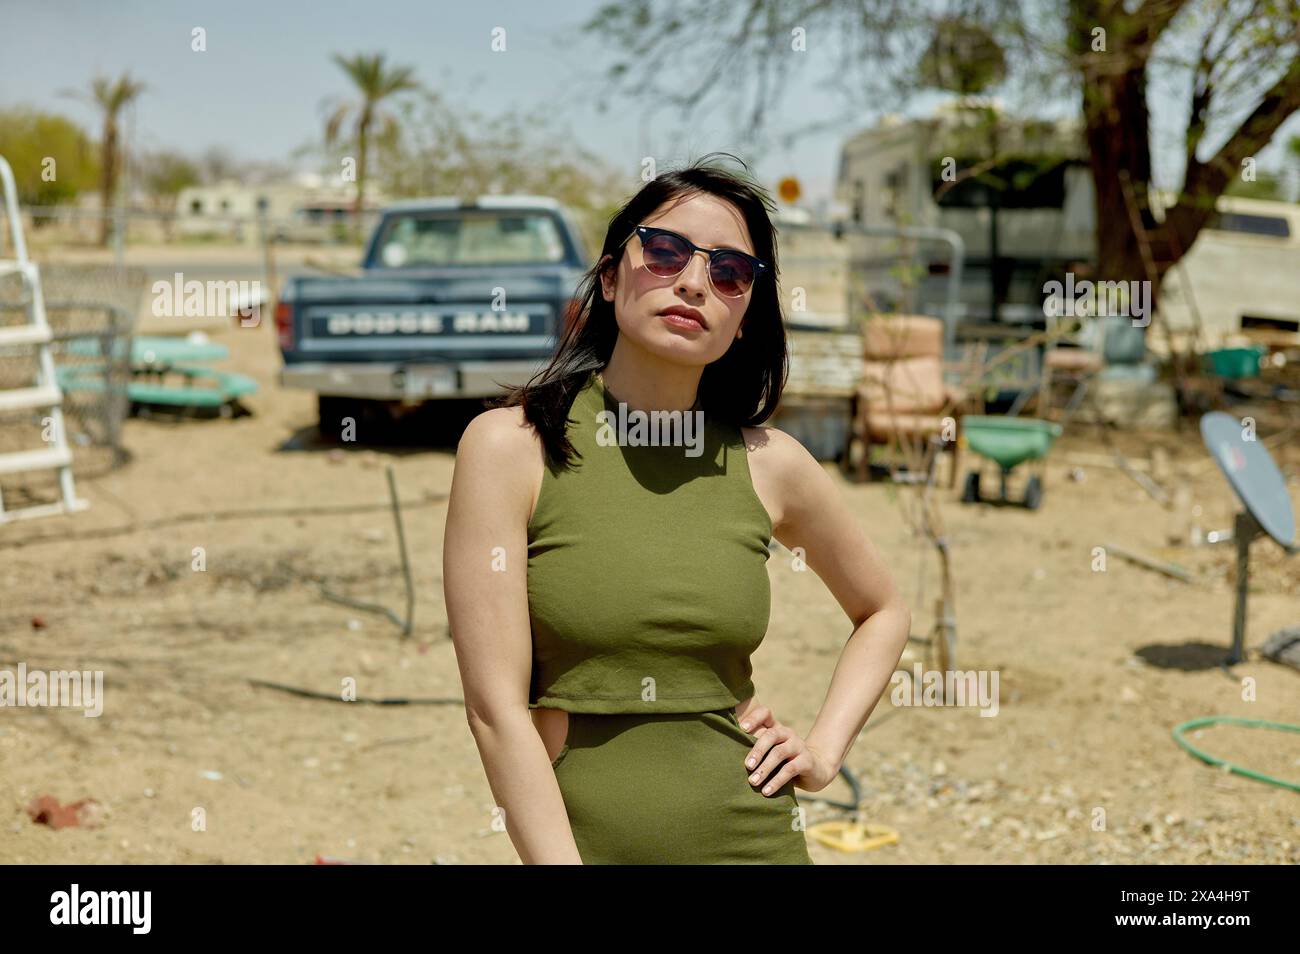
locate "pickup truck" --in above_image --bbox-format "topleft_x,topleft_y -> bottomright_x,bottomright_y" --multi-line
275,195 -> 590,439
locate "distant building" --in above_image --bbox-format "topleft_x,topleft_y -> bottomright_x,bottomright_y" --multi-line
1153,194 -> 1300,349
834,101 -> 1095,329
175,178 -> 386,242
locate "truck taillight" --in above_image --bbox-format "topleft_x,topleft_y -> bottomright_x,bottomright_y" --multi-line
275,300 -> 294,349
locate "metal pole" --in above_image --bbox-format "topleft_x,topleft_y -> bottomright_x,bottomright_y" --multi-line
834,221 -> 965,355
1228,509 -> 1261,665
0,156 -> 30,263
256,197 -> 277,327
387,465 -> 415,640
113,204 -> 125,268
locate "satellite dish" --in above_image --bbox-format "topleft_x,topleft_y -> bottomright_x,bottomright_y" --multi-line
1199,412 -> 1297,665
1200,412 -> 1295,550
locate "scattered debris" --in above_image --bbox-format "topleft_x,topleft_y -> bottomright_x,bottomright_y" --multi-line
1102,542 -> 1195,583
26,795 -> 103,830
248,678 -> 462,706
808,820 -> 900,853
320,466 -> 416,637
1261,626 -> 1300,672
1114,452 -> 1170,506
1060,452 -> 1153,472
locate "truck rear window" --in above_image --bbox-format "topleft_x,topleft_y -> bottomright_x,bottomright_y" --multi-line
371,211 -> 569,266
1207,211 -> 1291,238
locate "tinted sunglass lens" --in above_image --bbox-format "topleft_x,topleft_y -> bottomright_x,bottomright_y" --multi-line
710,253 -> 755,297
641,232 -> 691,276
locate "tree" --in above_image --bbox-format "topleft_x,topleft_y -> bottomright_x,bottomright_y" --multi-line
1222,168 -> 1286,199
1288,133 -> 1300,200
65,73 -> 146,246
196,146 -> 242,184
581,1 -> 1300,310
138,150 -> 200,240
0,108 -> 98,207
324,52 -> 421,231
140,151 -> 200,206
360,90 -> 628,254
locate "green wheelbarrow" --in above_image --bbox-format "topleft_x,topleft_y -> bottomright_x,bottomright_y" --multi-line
959,415 -> 1063,510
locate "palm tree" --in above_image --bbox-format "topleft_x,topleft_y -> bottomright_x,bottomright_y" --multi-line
66,73 -> 146,246
325,53 -> 420,232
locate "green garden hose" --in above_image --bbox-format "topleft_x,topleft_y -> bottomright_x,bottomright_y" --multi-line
1171,716 -> 1300,793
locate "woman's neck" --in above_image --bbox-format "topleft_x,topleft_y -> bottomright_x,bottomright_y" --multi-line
598,352 -> 702,414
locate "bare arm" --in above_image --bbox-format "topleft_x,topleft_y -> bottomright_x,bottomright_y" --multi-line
750,426 -> 912,776
442,407 -> 582,864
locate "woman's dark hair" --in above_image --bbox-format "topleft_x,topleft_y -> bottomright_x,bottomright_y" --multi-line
491,152 -> 787,469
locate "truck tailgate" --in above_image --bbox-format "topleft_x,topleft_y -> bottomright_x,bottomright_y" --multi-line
282,266 -> 576,364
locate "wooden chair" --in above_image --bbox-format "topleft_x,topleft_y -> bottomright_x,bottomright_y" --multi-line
844,315 -> 967,485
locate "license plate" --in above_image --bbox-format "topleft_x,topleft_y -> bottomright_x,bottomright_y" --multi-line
404,365 -> 457,396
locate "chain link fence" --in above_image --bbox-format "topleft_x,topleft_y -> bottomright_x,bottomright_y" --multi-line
0,263 -> 145,510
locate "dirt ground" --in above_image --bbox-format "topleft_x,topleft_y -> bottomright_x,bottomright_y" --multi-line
2,256 -> 1298,864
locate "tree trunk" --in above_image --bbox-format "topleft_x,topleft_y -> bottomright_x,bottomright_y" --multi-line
99,120 -> 117,247
355,111 -> 370,241
1082,64 -> 1157,292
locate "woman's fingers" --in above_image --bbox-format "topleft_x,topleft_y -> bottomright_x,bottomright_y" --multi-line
743,721 -> 781,769
737,703 -> 801,796
754,750 -> 809,796
738,703 -> 774,733
746,725 -> 800,791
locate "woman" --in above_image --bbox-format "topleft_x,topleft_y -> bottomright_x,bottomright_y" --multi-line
443,154 -> 911,864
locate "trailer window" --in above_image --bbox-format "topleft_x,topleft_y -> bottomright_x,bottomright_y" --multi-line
930,157 -> 1072,209
1208,212 -> 1291,238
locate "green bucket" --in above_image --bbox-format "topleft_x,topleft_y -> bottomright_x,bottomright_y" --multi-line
1205,346 -> 1265,380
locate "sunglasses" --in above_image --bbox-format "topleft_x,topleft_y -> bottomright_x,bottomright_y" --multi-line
621,224 -> 769,298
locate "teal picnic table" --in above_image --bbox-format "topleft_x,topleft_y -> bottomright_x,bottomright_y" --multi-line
58,334 -> 257,412
65,334 -> 230,366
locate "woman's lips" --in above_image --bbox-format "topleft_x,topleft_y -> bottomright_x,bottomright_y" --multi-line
658,311 -> 705,331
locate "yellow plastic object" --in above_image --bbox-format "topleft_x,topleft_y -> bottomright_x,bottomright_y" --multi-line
808,820 -> 900,853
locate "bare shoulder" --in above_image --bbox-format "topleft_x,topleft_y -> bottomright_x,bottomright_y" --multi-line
740,424 -> 834,530
455,404 -> 547,518
458,404 -> 540,458
740,423 -> 824,483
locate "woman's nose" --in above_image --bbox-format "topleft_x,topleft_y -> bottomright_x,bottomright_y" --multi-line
676,250 -> 711,297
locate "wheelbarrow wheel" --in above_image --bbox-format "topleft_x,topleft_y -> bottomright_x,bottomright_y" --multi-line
1024,475 -> 1043,510
961,470 -> 981,504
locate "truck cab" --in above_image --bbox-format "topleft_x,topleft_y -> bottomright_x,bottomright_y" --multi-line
275,195 -> 590,438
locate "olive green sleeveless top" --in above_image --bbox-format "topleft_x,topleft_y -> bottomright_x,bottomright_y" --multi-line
527,369 -> 774,713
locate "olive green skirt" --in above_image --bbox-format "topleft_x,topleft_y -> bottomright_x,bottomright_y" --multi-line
550,707 -> 814,864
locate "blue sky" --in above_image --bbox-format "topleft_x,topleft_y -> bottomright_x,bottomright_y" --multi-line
2,0 -> 1297,206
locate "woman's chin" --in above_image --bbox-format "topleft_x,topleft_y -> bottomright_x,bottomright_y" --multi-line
627,327 -> 726,364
